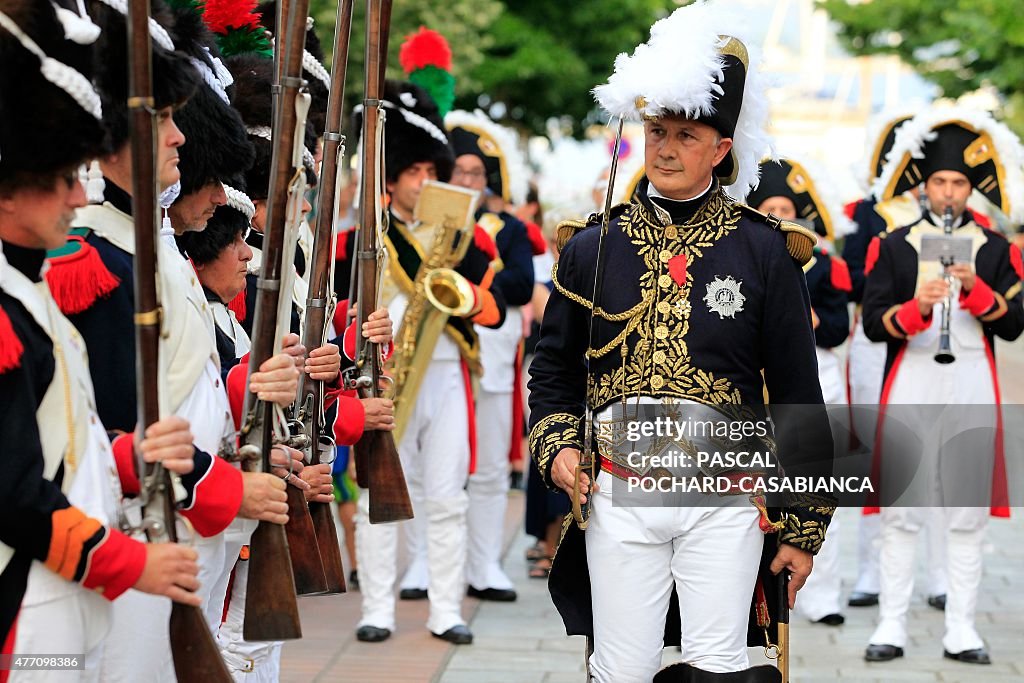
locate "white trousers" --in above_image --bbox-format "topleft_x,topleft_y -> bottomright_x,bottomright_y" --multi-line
217,559 -> 283,683
466,387 -> 514,591
586,471 -> 763,682
356,359 -> 470,634
870,332 -> 995,654
794,348 -> 845,620
870,506 -> 987,653
9,578 -> 108,683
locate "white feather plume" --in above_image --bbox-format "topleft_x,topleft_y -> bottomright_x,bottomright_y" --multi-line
593,0 -> 772,198
445,109 -> 529,205
871,104 -> 1024,222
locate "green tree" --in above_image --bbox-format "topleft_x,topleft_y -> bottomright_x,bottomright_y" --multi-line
819,0 -> 1024,134
308,0 -> 677,136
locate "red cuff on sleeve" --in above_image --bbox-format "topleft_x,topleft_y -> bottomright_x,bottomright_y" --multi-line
959,276 -> 996,317
332,395 -> 366,446
895,299 -> 932,336
179,458 -> 243,537
111,433 -> 139,496
226,355 -> 250,431
380,340 -> 394,364
81,528 -> 147,600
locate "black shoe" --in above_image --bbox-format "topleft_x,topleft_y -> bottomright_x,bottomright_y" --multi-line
944,648 -> 991,665
432,625 -> 473,645
349,570 -> 359,591
865,644 -> 904,662
848,591 -> 879,607
356,625 -> 391,643
816,613 -> 845,626
399,588 -> 427,600
927,594 -> 947,611
467,586 -> 517,602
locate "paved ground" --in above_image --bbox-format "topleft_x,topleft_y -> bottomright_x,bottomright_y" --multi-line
281,338 -> 1024,682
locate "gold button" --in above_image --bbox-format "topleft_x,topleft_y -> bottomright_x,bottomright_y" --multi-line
191,277 -> 196,286
655,325 -> 669,340
653,350 -> 667,364
659,249 -> 672,263
665,226 -> 678,240
657,301 -> 671,315
659,274 -> 672,288
651,374 -> 664,389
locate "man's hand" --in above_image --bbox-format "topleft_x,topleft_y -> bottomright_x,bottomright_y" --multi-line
348,305 -> 393,345
281,333 -> 306,368
551,447 -> 598,504
360,397 -> 395,431
947,263 -> 976,291
238,472 -> 289,524
769,543 -> 814,609
916,277 -> 949,316
270,445 -> 309,492
299,463 -> 334,503
138,416 -> 195,475
249,353 -> 300,407
305,343 -> 341,383
133,543 -> 202,606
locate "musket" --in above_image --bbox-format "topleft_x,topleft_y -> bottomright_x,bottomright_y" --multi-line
126,1 -> 231,679
345,0 -> 413,523
239,0 -> 312,640
296,0 -> 356,595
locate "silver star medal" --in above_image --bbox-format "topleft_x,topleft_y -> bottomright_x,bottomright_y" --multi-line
703,275 -> 745,319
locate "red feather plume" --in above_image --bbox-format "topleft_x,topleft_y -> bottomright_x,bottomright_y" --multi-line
399,26 -> 452,74
202,0 -> 263,34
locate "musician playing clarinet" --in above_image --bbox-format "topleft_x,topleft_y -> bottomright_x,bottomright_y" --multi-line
862,106 -> 1024,666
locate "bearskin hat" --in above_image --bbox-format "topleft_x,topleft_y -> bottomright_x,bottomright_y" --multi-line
0,0 -> 106,187
227,52 -> 317,199
86,0 -> 199,154
354,80 -> 454,183
168,6 -> 254,197
255,1 -> 330,134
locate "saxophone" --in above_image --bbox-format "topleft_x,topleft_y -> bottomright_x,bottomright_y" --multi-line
389,182 -> 480,443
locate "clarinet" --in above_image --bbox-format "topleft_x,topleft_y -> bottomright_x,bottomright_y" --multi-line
934,206 -> 956,364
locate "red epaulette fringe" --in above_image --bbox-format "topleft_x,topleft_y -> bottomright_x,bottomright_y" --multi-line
0,304 -> 23,373
46,243 -> 120,315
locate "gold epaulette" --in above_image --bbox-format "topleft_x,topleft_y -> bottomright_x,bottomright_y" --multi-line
736,203 -> 816,266
554,203 -> 629,253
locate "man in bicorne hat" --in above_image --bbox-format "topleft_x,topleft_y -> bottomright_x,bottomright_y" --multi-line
528,2 -> 835,679
862,107 -> 1024,665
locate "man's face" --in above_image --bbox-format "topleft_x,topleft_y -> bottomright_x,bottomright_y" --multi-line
386,161 -> 436,219
924,170 -> 972,219
0,169 -> 88,250
250,196 -> 311,234
195,230 -> 253,302
156,106 -> 186,191
757,196 -> 798,221
451,154 -> 487,196
169,181 -> 227,234
644,117 -> 732,200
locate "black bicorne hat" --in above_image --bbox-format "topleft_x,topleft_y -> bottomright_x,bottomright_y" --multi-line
874,109 -> 1024,222
0,0 -> 106,186
869,114 -> 912,183
746,159 -> 836,239
169,7 -> 254,197
353,80 -> 454,183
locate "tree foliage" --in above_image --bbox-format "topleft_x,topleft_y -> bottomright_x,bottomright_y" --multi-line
820,0 -> 1024,132
307,0 -> 677,136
